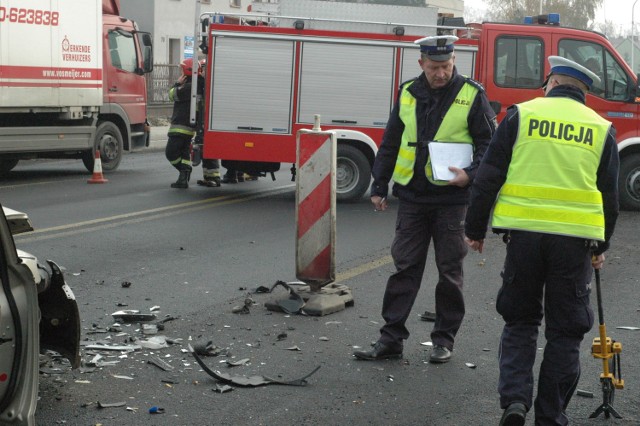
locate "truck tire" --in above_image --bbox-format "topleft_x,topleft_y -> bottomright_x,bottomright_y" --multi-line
619,153 -> 640,211
83,122 -> 123,173
0,158 -> 19,175
337,144 -> 371,202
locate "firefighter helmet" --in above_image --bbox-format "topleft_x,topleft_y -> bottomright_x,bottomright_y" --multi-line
180,58 -> 196,76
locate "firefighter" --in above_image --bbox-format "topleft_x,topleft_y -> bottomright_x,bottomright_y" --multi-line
352,35 -> 496,364
464,56 -> 619,425
193,58 -> 222,187
165,58 -> 199,189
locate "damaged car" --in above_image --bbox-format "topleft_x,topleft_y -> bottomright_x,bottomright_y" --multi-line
0,206 -> 80,425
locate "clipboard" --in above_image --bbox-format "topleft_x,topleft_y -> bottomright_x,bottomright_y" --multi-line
428,142 -> 473,181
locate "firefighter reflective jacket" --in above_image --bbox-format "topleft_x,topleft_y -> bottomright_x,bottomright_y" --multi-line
492,96 -> 611,241
392,80 -> 478,186
168,78 -> 197,137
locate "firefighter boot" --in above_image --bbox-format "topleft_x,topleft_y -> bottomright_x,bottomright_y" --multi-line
171,170 -> 190,189
222,171 -> 238,184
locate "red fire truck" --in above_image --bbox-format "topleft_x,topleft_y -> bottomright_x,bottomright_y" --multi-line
197,12 -> 640,210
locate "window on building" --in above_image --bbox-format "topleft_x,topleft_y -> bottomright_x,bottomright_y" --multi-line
230,0 -> 241,8
494,36 -> 543,89
169,38 -> 180,65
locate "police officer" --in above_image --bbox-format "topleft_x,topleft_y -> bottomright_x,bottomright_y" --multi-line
353,35 -> 496,363
464,56 -> 619,425
166,58 -> 199,189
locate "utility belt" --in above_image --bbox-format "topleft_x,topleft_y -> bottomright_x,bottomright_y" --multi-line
499,229 -> 597,249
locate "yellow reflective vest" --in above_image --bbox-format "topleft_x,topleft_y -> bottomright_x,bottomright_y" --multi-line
492,96 -> 611,241
392,79 -> 478,186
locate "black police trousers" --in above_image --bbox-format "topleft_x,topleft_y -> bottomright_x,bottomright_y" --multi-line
496,231 -> 594,426
379,200 -> 467,350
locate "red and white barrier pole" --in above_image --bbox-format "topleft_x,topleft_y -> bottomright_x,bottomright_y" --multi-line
295,115 -> 336,291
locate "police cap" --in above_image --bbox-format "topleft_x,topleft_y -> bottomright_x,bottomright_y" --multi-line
414,35 -> 458,61
548,56 -> 601,90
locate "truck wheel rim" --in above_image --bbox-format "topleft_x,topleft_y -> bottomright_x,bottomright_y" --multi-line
100,134 -> 118,161
628,168 -> 640,202
337,158 -> 358,192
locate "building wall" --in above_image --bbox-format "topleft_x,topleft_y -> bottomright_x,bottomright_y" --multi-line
428,0 -> 464,17
121,0 -> 244,64
120,0 -> 464,65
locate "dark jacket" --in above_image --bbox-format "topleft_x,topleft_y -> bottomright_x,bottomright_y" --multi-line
168,75 -> 204,134
464,84 -> 619,255
371,67 -> 496,204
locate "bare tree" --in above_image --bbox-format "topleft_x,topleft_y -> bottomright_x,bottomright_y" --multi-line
484,0 -> 603,30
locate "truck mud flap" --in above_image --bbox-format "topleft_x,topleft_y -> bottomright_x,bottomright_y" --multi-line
38,260 -> 81,368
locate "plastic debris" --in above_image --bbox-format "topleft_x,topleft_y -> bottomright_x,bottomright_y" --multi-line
286,346 -> 301,351
111,310 -> 156,323
121,281 -> 132,288
214,384 -> 234,393
232,298 -> 254,314
148,406 -> 165,414
576,389 -> 594,398
226,358 -> 250,367
142,324 -> 158,335
112,374 -> 134,380
419,311 -> 436,322
269,281 -> 305,314
85,343 -> 141,352
138,336 -> 170,350
193,340 -> 222,357
148,355 -> 174,371
97,401 -> 126,409
420,341 -> 433,347
465,363 -> 477,369
615,326 -> 640,330
189,345 -> 320,387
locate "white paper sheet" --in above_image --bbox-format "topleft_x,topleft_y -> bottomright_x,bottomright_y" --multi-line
428,142 -> 473,181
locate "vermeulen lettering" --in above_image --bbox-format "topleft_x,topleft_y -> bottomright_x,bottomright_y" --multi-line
528,118 -> 593,146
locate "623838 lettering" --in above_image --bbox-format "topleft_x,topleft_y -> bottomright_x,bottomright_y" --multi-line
0,7 -> 59,26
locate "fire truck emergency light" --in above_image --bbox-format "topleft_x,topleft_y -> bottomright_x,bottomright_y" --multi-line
524,13 -> 560,25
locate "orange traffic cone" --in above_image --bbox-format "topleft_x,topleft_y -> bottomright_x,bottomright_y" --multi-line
87,150 -> 108,184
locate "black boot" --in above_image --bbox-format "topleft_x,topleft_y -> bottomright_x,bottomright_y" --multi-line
222,172 -> 238,184
171,170 -> 190,189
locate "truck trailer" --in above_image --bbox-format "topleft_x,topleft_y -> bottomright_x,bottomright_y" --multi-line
0,0 -> 152,174
197,9 -> 640,211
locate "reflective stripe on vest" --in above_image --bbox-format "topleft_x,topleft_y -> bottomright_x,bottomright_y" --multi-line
492,97 -> 610,241
392,80 -> 478,186
169,124 -> 196,137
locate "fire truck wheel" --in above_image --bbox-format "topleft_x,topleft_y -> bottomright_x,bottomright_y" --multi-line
336,144 -> 371,202
0,158 -> 19,175
82,122 -> 123,173
619,153 -> 640,211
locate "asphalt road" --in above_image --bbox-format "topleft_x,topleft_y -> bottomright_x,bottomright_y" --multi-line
1,142 -> 639,426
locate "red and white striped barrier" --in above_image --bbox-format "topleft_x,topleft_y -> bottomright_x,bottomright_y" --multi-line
295,116 -> 336,290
